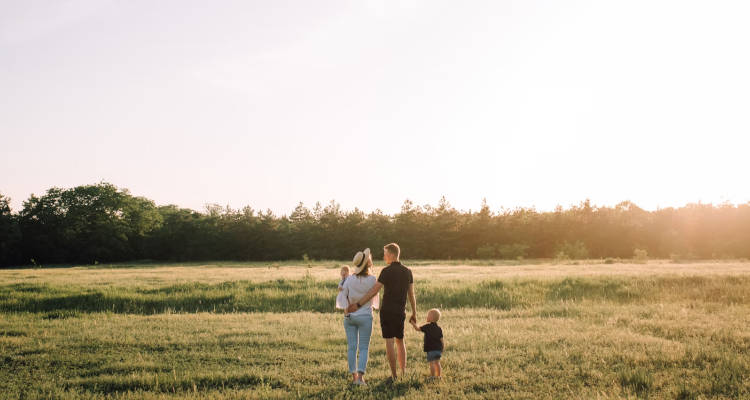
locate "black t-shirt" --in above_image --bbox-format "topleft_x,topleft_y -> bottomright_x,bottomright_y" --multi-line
419,322 -> 443,352
377,262 -> 413,315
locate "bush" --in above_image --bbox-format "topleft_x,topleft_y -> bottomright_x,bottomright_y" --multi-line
554,251 -> 570,263
475,245 -> 496,259
633,248 -> 648,264
497,243 -> 529,260
670,252 -> 697,264
604,257 -> 616,264
555,241 -> 589,260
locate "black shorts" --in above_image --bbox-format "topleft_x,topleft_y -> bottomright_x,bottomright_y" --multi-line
380,312 -> 406,339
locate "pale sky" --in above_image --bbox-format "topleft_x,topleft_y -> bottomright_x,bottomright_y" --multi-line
2,0 -> 749,215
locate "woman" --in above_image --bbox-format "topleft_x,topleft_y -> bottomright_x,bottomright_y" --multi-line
338,248 -> 379,385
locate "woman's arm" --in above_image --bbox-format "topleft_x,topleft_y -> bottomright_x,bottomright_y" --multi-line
346,281 -> 383,313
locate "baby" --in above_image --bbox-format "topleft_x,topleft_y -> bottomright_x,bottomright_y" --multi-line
410,308 -> 444,379
335,266 -> 351,310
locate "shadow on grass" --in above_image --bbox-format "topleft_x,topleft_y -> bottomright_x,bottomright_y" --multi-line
3,276 -> 749,315
299,375 -> 425,400
67,373 -> 286,393
546,277 -> 647,302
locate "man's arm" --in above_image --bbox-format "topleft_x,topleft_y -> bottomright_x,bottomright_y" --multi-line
407,283 -> 417,323
346,282 -> 383,313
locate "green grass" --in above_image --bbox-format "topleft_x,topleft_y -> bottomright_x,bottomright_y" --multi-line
1,276 -> 748,315
1,263 -> 749,399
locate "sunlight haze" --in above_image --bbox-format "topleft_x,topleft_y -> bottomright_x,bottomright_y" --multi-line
2,0 -> 749,215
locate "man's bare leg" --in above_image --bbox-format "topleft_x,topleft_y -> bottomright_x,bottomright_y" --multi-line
385,338 -> 398,378
395,337 -> 407,376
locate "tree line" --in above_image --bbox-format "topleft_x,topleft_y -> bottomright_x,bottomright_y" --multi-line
1,182 -> 749,267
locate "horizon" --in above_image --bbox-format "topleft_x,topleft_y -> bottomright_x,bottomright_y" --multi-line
4,181 -> 749,217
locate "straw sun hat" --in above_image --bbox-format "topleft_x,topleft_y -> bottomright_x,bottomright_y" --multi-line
352,248 -> 372,274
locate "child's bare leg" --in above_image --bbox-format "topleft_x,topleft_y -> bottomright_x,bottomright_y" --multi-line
429,361 -> 437,376
435,361 -> 442,377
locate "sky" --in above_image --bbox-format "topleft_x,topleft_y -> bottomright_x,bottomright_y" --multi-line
2,0 -> 749,216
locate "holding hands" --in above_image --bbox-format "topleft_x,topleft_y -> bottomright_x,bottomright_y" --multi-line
409,319 -> 420,331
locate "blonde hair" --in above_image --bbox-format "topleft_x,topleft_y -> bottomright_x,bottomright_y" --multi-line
341,265 -> 350,273
427,308 -> 441,322
384,243 -> 401,259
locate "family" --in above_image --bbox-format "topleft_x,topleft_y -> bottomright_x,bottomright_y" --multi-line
335,243 -> 444,386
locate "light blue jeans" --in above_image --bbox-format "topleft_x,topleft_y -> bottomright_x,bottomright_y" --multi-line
343,313 -> 373,374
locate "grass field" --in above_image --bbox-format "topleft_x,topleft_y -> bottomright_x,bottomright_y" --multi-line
1,260 -> 749,399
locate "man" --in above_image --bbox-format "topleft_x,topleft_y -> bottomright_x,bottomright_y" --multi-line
347,243 -> 417,380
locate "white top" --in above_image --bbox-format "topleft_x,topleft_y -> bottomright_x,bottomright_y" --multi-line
336,274 -> 379,317
335,276 -> 349,311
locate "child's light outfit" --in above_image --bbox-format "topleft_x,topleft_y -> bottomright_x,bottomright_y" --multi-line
338,275 -> 379,375
335,276 -> 350,310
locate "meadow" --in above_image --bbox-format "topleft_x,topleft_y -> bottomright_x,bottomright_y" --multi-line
1,260 -> 748,399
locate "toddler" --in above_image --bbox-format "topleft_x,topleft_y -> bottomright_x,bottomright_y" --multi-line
335,265 -> 351,309
410,308 -> 444,379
